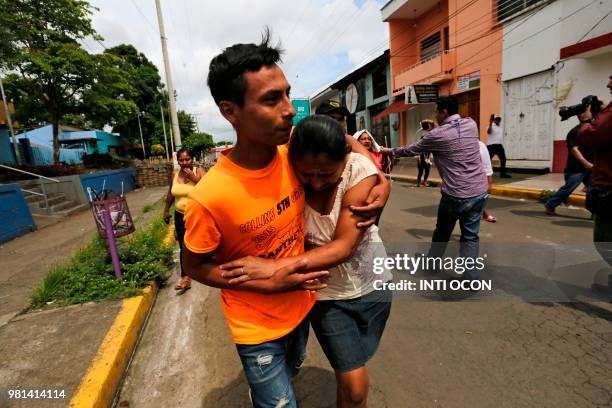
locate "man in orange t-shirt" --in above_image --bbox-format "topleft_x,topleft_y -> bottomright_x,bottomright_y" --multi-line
182,32 -> 389,407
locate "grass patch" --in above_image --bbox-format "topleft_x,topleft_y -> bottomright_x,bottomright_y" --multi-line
142,204 -> 153,213
31,214 -> 174,309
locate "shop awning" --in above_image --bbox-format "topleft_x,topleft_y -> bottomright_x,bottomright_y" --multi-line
373,101 -> 416,120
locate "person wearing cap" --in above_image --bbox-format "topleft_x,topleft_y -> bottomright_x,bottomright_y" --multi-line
315,99 -> 350,132
487,114 -> 512,178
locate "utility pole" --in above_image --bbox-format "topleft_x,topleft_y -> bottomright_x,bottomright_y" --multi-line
155,0 -> 181,150
136,111 -> 146,159
160,102 -> 169,161
0,76 -> 21,165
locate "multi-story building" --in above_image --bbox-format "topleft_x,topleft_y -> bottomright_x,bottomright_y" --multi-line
500,0 -> 611,171
381,0 -> 503,146
310,50 -> 401,148
382,0 -> 611,172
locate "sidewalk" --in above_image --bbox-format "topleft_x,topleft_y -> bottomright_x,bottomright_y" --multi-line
390,157 -> 585,200
0,186 -> 167,407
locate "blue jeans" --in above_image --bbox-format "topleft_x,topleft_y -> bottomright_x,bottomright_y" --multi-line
235,318 -> 310,408
427,192 -> 488,280
546,172 -> 591,209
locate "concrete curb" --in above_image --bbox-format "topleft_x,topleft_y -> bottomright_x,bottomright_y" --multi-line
386,174 -> 586,206
68,284 -> 158,408
69,224 -> 176,408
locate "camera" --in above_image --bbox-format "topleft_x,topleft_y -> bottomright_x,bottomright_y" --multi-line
558,95 -> 602,121
421,120 -> 433,131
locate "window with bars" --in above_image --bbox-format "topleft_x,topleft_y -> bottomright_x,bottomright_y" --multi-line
496,0 -> 547,22
420,32 -> 441,61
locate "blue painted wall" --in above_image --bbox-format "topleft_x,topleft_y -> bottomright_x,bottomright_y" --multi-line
80,168 -> 136,199
0,128 -> 16,164
17,125 -> 129,162
0,184 -> 37,242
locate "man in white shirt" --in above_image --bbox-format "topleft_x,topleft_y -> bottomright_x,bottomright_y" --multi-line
487,114 -> 512,178
479,141 -> 496,222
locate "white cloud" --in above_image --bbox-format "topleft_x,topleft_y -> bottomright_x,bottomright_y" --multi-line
88,0 -> 388,142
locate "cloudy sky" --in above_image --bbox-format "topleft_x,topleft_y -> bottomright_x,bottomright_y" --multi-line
86,0 -> 389,142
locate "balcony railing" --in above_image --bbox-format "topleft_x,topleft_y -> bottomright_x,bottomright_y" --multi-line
398,50 -> 449,75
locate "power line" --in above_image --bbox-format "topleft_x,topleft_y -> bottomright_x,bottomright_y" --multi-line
284,1 -> 311,45
576,9 -> 612,43
303,0 -> 480,95
129,0 -> 158,36
291,5 -> 364,89
389,0 -> 479,58
338,0 -> 480,75
454,0 -> 599,72
294,0 -> 354,54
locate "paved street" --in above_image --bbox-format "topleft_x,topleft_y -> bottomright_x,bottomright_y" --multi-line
117,181 -> 612,408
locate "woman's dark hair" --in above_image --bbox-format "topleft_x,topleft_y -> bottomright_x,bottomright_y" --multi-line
289,115 -> 348,162
207,28 -> 282,106
436,96 -> 459,116
176,147 -> 194,158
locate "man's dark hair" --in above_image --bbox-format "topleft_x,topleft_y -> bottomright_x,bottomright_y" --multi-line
436,96 -> 459,116
289,115 -> 348,162
207,29 -> 282,106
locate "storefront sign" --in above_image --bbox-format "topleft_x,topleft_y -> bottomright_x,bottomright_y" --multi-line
291,99 -> 310,125
457,71 -> 480,92
405,84 -> 439,104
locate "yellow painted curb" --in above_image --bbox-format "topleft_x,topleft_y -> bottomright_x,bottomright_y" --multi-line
69,283 -> 157,408
69,222 -> 176,407
387,174 -> 585,206
490,186 -> 586,206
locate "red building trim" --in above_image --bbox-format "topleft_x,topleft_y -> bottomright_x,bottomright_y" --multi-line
560,32 -> 612,60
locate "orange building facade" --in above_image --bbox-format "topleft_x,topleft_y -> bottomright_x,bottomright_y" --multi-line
382,0 -> 503,146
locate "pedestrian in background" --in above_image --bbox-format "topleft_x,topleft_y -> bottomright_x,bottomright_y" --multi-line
487,114 -> 512,178
479,140 -> 496,223
382,96 -> 488,280
579,73 -> 612,292
416,120 -> 434,187
545,112 -> 594,216
354,129 -> 384,170
316,99 -> 350,134
163,148 -> 206,291
353,129 -> 394,173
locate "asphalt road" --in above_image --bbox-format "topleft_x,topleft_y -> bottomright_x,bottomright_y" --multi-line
117,182 -> 612,408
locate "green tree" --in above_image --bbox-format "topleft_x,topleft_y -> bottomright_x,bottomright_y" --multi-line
182,132 -> 214,160
0,0 -> 137,163
105,45 -> 165,149
178,110 -> 197,139
215,140 -> 234,146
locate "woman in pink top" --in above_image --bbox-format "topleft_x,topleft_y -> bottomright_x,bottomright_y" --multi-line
354,130 -> 384,171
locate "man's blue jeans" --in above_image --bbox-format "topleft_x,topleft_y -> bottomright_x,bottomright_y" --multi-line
427,192 -> 487,280
546,172 -> 591,209
235,317 -> 309,408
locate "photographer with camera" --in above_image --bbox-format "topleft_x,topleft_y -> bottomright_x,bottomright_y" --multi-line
544,106 -> 594,216
578,74 -> 612,291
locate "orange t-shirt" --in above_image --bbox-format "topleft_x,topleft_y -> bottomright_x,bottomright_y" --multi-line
183,145 -> 315,345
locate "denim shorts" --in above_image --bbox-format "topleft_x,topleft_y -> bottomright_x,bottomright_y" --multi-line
235,318 -> 309,408
310,289 -> 392,372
